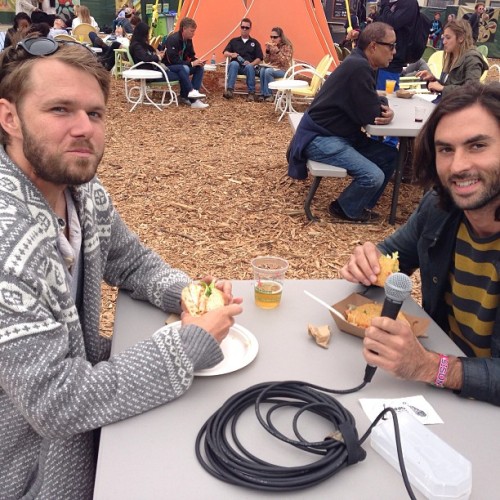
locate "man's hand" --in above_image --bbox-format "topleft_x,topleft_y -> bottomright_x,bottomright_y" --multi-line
182,303 -> 243,344
192,58 -> 205,67
340,242 -> 382,286
363,316 -> 435,381
374,104 -> 394,125
181,275 -> 243,343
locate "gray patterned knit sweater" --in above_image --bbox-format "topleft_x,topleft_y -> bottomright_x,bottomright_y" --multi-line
0,147 -> 223,499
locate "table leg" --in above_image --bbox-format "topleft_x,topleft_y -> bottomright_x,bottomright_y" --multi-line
389,137 -> 407,225
277,90 -> 290,122
128,79 -> 144,112
142,80 -> 164,112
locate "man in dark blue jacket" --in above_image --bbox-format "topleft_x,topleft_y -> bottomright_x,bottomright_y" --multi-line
288,22 -> 397,223
341,82 -> 500,406
162,17 -> 208,109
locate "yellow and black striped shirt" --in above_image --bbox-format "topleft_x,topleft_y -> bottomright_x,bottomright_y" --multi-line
445,219 -> 499,358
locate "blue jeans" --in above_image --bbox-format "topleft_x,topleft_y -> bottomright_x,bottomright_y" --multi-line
259,67 -> 285,97
166,64 -> 204,98
305,134 -> 397,219
226,60 -> 256,93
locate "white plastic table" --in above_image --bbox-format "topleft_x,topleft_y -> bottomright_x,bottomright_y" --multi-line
365,94 -> 435,224
122,69 -> 164,112
93,280 -> 499,500
269,79 -> 309,121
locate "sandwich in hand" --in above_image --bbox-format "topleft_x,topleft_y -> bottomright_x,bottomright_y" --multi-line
374,251 -> 399,287
181,281 -> 225,316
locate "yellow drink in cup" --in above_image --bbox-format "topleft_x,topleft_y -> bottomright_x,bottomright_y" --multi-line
254,280 -> 283,309
251,256 -> 288,309
78,35 -> 84,42
385,79 -> 396,94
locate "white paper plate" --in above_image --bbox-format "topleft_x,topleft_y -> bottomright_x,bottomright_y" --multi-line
168,322 -> 258,376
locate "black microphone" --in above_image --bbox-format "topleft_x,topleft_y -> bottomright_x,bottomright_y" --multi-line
364,272 -> 413,383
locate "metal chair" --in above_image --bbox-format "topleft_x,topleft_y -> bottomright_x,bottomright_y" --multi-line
124,61 -> 179,108
275,55 -> 333,110
113,47 -> 133,78
224,57 -> 261,95
54,33 -> 78,42
427,50 -> 444,79
72,23 -> 98,44
477,45 -> 489,58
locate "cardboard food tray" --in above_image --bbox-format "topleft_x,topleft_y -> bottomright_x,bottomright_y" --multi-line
331,293 -> 429,339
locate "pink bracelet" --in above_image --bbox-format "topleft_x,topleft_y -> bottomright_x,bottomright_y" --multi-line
434,354 -> 449,388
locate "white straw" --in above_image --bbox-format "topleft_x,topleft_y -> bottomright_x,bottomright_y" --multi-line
303,290 -> 345,321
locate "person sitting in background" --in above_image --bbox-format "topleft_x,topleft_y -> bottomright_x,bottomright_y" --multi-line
428,11 -> 443,48
287,22 -> 397,224
117,7 -> 134,34
416,19 -> 488,101
0,37 -> 242,498
223,18 -> 263,102
341,81 -> 500,406
258,26 -> 293,102
4,12 -> 31,48
26,21 -> 50,38
161,17 -> 209,109
129,21 -> 205,110
89,31 -> 123,71
71,4 -> 99,31
129,21 -> 165,71
49,16 -> 69,37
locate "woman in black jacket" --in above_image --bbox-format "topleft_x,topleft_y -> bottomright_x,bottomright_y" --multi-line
129,22 -> 207,108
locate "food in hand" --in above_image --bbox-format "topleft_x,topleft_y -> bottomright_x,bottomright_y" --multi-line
181,281 -> 225,316
345,302 -> 409,329
374,252 -> 400,287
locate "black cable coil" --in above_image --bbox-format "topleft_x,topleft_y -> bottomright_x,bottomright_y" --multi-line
196,380 -> 372,492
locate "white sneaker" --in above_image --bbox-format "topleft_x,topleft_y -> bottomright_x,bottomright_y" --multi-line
188,89 -> 206,99
191,100 -> 209,109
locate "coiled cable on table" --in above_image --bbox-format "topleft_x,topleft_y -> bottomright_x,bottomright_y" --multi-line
195,380 -> 415,497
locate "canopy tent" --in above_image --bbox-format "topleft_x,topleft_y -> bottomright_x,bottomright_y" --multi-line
177,0 -> 340,69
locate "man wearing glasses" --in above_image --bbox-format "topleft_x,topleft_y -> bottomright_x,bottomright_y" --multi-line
223,18 -> 263,102
0,37 -> 242,499
288,22 -> 398,223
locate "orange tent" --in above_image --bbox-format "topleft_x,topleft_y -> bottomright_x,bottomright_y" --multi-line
177,0 -> 340,69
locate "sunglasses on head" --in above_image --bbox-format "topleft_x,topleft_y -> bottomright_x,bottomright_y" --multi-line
16,36 -> 95,56
240,25 -> 251,30
270,35 -> 279,39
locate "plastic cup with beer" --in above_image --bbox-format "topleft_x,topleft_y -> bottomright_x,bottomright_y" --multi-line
251,256 -> 289,309
385,79 -> 396,94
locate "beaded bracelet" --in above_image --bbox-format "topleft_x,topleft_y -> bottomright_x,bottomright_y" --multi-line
433,354 -> 449,388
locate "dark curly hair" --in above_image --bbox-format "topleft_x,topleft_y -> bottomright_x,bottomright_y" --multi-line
413,81 -> 500,220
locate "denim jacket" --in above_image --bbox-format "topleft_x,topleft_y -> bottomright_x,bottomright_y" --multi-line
379,191 -> 500,405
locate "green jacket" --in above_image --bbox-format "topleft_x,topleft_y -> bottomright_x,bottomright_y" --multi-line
441,48 -> 489,97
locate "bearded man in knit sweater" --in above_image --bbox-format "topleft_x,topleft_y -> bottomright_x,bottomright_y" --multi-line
0,38 -> 242,499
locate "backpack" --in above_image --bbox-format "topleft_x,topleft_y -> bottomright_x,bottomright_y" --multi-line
405,10 -> 432,63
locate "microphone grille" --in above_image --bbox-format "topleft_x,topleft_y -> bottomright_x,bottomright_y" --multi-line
384,272 -> 412,302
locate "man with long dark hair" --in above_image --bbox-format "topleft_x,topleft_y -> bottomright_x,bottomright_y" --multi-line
341,82 -> 500,405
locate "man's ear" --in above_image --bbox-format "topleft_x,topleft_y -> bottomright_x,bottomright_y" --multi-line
0,98 -> 23,141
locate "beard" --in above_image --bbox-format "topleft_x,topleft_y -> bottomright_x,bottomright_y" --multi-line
21,123 -> 103,186
444,171 -> 500,212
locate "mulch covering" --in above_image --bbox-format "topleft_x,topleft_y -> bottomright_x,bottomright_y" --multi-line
100,64 -> 500,337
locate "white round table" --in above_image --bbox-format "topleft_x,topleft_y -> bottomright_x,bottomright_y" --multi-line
122,69 -> 164,112
268,79 -> 309,121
